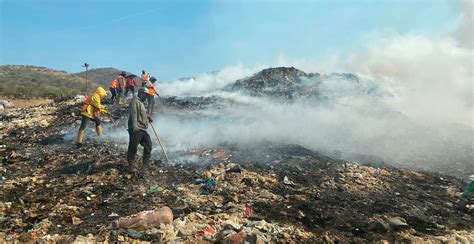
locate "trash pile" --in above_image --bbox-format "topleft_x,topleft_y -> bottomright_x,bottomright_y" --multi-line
1,99 -> 473,243
228,67 -> 315,99
0,100 -> 15,110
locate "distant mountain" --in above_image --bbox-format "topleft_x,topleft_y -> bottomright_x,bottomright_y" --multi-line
0,65 -> 98,99
74,68 -> 134,88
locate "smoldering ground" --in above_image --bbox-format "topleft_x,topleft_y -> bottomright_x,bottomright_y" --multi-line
66,56 -> 472,178
68,1 -> 473,176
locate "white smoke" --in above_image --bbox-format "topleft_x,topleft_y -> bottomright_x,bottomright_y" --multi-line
337,35 -> 473,128
159,65 -> 264,96
153,67 -> 472,175
454,0 -> 474,49
272,0 -> 473,128
106,2 -> 473,176
276,31 -> 473,128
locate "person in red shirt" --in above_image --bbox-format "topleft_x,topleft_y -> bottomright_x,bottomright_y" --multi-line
141,70 -> 150,87
124,74 -> 138,98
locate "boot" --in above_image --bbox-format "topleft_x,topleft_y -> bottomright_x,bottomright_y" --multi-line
76,130 -> 85,145
142,157 -> 151,167
127,157 -> 139,168
131,160 -> 140,169
122,160 -> 129,167
95,125 -> 103,142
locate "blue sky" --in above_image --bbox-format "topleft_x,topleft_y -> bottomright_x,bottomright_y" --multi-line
0,0 -> 461,80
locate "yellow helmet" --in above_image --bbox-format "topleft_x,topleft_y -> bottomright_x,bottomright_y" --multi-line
202,171 -> 212,179
96,87 -> 106,98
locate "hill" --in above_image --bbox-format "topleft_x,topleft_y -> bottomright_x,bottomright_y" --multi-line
74,67 -> 134,88
0,65 -> 98,99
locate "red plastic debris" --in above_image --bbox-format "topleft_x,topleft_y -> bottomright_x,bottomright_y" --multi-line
245,204 -> 254,218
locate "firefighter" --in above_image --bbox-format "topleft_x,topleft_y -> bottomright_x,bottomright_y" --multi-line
143,76 -> 158,116
110,71 -> 126,104
127,87 -> 153,167
124,74 -> 138,98
76,87 -> 108,145
141,70 -> 150,87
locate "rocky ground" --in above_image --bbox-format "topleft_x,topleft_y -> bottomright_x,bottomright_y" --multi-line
0,98 -> 473,243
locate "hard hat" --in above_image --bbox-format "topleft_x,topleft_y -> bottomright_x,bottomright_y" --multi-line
96,87 -> 107,97
202,171 -> 212,179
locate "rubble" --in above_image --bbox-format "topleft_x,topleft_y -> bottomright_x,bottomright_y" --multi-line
0,100 -> 14,110
117,207 -> 173,229
0,98 -> 473,243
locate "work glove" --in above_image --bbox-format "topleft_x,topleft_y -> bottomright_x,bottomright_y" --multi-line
148,117 -> 153,123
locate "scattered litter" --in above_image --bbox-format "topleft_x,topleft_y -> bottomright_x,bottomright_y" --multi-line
283,176 -> 296,186
147,185 -> 164,193
1,97 -> 473,243
117,207 -> 173,229
72,217 -> 83,225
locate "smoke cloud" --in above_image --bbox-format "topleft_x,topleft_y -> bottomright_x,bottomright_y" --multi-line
454,0 -> 474,49
153,64 -> 472,175
92,2 -> 472,176
159,65 -> 264,97
150,4 -> 473,175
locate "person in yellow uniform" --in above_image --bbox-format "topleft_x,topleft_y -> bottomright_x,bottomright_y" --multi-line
76,87 -> 108,145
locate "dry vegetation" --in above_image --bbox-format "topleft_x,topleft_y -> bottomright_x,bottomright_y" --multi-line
74,67 -> 134,88
0,65 -> 98,99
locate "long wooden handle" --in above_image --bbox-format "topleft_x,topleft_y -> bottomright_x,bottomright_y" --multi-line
150,122 -> 170,162
107,113 -> 118,127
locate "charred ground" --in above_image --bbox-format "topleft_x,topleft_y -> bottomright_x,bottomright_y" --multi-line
0,96 -> 473,242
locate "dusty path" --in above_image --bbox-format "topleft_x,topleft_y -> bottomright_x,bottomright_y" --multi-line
0,97 -> 53,108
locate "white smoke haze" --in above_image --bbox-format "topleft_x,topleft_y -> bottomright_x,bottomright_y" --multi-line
152,72 -> 471,176
150,13 -> 473,174
159,65 -> 265,96
340,35 -> 473,128
92,2 -> 473,176
454,0 -> 473,49
279,33 -> 473,127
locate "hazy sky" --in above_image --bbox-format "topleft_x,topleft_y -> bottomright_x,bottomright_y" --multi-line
0,0 -> 463,80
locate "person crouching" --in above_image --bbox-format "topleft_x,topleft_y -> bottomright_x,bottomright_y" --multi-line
127,87 -> 153,167
77,87 -> 108,145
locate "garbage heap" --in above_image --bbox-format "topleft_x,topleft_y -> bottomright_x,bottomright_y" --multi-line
0,99 -> 473,243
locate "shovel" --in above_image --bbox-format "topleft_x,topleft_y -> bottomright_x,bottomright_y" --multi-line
150,122 -> 170,162
105,113 -> 119,128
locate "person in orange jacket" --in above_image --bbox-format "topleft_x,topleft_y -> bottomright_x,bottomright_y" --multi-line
110,71 -> 127,104
143,76 -> 158,116
76,87 -> 108,145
